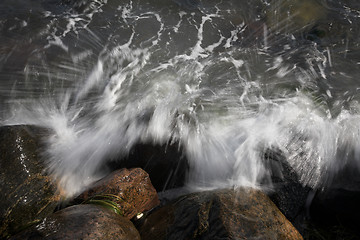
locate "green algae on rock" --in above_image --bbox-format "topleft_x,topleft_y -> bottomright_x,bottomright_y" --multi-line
77,168 -> 160,219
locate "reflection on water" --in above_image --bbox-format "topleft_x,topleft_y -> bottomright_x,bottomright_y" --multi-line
1,0 -> 360,196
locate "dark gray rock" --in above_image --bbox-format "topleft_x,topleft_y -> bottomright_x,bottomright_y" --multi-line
139,188 -> 303,240
11,204 -> 141,240
262,149 -> 311,234
308,164 -> 360,239
0,125 -> 60,239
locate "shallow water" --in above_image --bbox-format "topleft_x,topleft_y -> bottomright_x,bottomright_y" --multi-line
1,0 -> 360,196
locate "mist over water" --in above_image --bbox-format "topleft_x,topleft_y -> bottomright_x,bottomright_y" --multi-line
1,0 -> 360,196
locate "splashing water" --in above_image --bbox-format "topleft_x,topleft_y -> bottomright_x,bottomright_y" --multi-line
2,0 -> 360,196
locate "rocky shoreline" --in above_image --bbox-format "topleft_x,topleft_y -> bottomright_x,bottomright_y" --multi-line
1,125 -> 359,239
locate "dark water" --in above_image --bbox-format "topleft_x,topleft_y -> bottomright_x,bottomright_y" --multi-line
1,0 -> 360,196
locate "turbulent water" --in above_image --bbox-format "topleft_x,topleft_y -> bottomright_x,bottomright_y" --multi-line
1,0 -> 360,196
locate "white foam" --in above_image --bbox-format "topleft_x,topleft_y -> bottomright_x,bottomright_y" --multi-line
3,0 -> 360,198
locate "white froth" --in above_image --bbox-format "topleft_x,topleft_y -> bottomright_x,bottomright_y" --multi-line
2,0 -> 360,197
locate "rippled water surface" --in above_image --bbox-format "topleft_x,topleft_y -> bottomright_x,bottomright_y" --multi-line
1,0 -> 360,196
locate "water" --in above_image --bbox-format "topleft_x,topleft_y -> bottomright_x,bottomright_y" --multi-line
1,0 -> 360,197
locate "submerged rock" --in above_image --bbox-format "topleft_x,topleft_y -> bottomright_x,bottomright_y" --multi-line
139,188 -> 303,240
77,168 -> 160,219
0,125 -> 60,239
11,204 -> 140,240
265,0 -> 327,34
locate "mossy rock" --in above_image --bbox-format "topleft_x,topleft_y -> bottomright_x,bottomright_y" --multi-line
76,168 -> 160,219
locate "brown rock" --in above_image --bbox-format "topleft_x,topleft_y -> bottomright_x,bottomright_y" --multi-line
11,204 -> 141,240
0,125 -> 60,239
78,168 -> 159,219
139,188 -> 303,240
108,142 -> 189,191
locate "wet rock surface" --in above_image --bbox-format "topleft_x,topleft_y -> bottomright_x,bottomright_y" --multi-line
108,142 -> 189,191
139,188 -> 303,240
0,125 -> 60,239
263,149 -> 311,234
307,164 -> 360,239
308,188 -> 360,239
264,150 -> 360,239
11,204 -> 141,240
77,168 -> 160,219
